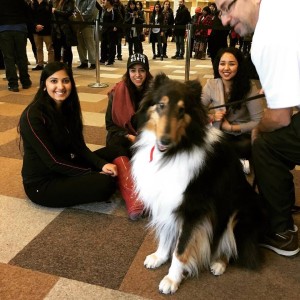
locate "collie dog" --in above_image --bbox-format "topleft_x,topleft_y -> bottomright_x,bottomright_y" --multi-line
131,74 -> 264,294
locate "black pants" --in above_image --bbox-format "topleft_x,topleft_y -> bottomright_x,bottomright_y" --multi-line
252,112 -> 300,233
53,35 -> 73,67
23,147 -> 123,208
224,133 -> 252,159
0,31 -> 31,88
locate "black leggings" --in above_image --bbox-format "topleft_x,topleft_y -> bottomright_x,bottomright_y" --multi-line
223,133 -> 252,159
23,147 -> 124,208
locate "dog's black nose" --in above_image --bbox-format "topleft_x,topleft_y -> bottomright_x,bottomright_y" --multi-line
160,136 -> 171,146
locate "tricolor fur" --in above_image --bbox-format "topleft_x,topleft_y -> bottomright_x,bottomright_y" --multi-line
131,74 -> 264,294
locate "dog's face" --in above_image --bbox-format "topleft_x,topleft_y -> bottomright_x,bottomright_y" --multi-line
138,74 -> 208,152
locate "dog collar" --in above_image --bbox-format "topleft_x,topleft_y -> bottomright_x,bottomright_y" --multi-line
149,145 -> 155,162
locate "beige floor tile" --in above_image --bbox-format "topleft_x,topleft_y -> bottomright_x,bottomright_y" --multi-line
45,277 -> 149,300
82,111 -> 105,127
0,196 -> 62,263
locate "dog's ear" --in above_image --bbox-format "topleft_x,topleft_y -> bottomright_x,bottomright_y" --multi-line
152,73 -> 169,90
185,79 -> 202,100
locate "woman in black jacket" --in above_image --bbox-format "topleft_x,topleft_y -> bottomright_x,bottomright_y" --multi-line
19,62 -> 117,208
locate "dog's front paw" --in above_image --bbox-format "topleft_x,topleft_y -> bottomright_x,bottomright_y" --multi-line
159,275 -> 180,294
210,261 -> 226,276
144,253 -> 167,269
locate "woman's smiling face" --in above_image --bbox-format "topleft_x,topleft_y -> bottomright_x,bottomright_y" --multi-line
218,52 -> 239,81
129,64 -> 147,89
45,69 -> 72,108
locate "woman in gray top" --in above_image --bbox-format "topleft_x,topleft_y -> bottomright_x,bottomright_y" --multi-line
201,47 -> 264,169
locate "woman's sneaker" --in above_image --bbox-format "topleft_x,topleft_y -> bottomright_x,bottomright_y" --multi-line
260,225 -> 300,256
240,159 -> 250,174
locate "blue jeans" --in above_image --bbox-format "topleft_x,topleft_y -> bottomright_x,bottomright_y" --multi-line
0,30 -> 31,88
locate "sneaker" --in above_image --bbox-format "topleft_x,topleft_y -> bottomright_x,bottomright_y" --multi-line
292,205 -> 300,214
89,64 -> 96,69
240,159 -> 250,175
77,63 -> 88,69
32,65 -> 44,71
8,86 -> 19,92
260,225 -> 300,256
22,81 -> 32,89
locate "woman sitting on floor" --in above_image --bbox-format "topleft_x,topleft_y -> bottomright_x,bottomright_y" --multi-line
105,53 -> 153,220
19,62 -> 119,210
201,47 -> 265,173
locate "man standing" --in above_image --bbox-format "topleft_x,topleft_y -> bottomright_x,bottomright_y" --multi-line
215,0 -> 300,257
0,0 -> 32,92
171,0 -> 191,60
76,0 -> 98,69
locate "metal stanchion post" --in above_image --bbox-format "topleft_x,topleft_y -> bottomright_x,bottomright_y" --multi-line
88,16 -> 108,88
185,23 -> 192,82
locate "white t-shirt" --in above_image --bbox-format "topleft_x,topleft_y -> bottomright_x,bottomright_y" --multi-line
251,0 -> 300,110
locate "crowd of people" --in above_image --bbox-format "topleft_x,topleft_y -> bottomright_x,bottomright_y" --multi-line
0,0 -> 237,83
1,0 -> 299,258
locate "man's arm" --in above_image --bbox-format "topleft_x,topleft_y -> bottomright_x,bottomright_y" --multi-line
258,107 -> 293,132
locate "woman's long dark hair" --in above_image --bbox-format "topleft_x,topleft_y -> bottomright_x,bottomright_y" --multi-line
213,47 -> 251,110
18,62 -> 84,149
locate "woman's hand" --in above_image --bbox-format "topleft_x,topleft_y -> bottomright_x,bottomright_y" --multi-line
212,110 -> 226,122
101,163 -> 118,177
126,134 -> 136,143
221,118 -> 231,132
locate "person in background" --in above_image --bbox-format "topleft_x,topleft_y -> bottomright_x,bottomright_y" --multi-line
190,7 -> 201,58
135,1 -> 145,54
193,6 -> 213,60
113,0 -> 126,60
0,0 -> 32,92
209,2 -> 217,15
18,62 -> 117,208
105,53 -> 153,220
51,0 -> 77,68
171,0 -> 191,60
25,0 -> 38,64
76,0 -> 98,70
207,8 -> 229,63
124,0 -> 144,56
149,2 -> 164,60
31,0 -> 55,71
161,0 -> 174,58
100,0 -> 122,66
216,0 -> 300,256
201,47 -> 264,174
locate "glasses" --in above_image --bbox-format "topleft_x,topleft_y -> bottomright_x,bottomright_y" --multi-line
219,0 -> 238,17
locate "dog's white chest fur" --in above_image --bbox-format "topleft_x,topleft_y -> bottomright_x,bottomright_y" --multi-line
132,130 -> 207,219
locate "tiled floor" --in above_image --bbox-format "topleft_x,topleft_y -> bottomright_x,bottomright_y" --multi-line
0,41 -> 299,300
